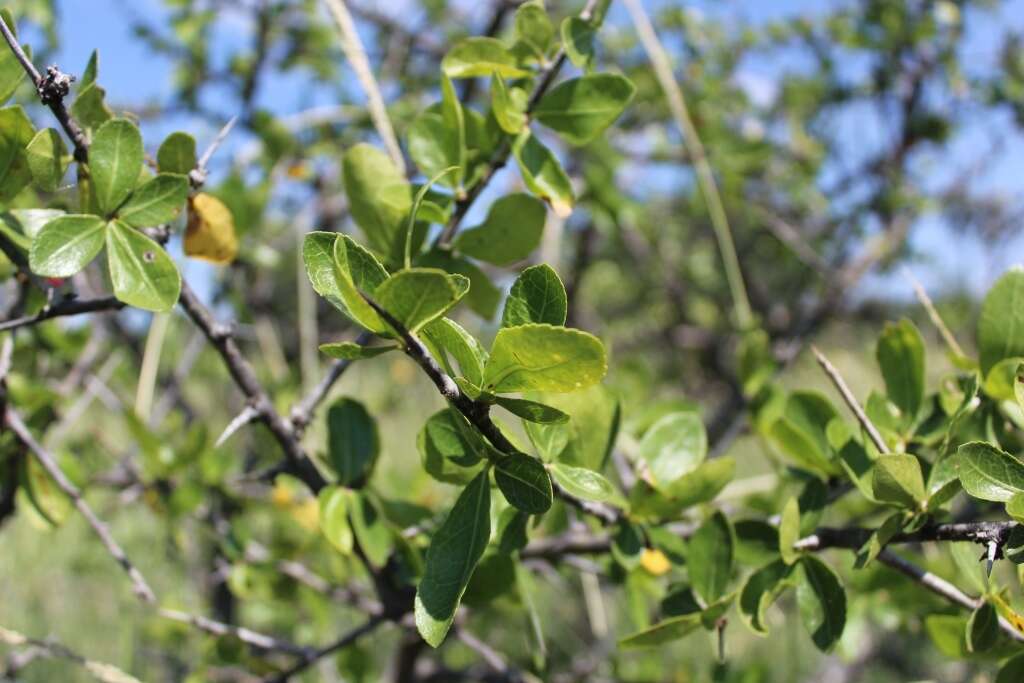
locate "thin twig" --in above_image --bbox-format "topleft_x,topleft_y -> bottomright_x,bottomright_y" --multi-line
322,0 -> 405,173
214,404 -> 261,448
757,208 -> 830,276
902,267 -> 966,359
158,609 -> 312,657
262,616 -> 387,683
877,550 -> 1024,642
622,0 -> 752,329
456,628 -> 519,681
190,116 -> 238,186
0,625 -> 143,683
810,345 -> 888,454
4,407 -> 156,604
289,330 -> 373,433
0,296 -> 124,333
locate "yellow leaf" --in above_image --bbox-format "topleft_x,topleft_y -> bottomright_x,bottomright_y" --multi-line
991,593 -> 1024,634
185,193 -> 238,264
271,480 -> 294,508
640,548 -> 671,576
291,498 -> 320,531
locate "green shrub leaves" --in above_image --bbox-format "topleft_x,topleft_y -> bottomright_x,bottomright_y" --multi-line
415,470 -> 492,647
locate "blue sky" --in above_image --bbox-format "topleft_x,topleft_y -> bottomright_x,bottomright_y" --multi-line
36,0 -> 1024,302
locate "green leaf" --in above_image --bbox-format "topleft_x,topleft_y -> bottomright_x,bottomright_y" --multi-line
501,263 -> 567,328
512,130 -> 574,218
105,220 -> 181,312
619,613 -> 703,648
326,398 -> 379,487
342,143 -> 412,262
872,454 -> 926,508
0,14 -> 27,105
779,496 -> 801,565
665,457 -> 735,508
350,492 -> 392,569
422,317 -> 486,388
528,385 -> 619,470
1006,526 -> 1024,564
827,419 -> 878,501
419,249 -> 502,319
769,391 -> 842,476
796,556 -> 846,652
876,319 -> 926,424
25,128 -> 68,192
80,50 -> 99,91
318,486 -> 353,554
117,173 -> 188,228
156,132 -> 196,175
439,74 -> 466,185
967,602 -> 999,653
687,511 -> 735,604
490,74 -> 527,134
374,268 -> 465,333
561,17 -> 597,70
405,167 -> 457,268
28,215 -> 106,278
983,357 -> 1024,402
637,412 -> 707,489
408,108 -> 461,187
495,397 -> 568,424
415,470 -> 492,647
483,324 -> 606,393
495,453 -> 552,514
19,452 -> 73,527
302,232 -> 388,333
854,511 -> 904,568
548,462 -> 627,508
497,508 -> 530,555
534,74 -> 636,146
956,441 -> 1024,502
514,1 -> 554,58
90,119 -> 144,215
0,105 -> 35,202
998,654 -> 1024,683
70,84 -> 113,132
611,519 -> 643,570
925,614 -> 973,658
454,193 -> 546,266
2,208 -> 64,243
1008,493 -> 1024,522
739,559 -> 795,636
442,37 -> 531,79
979,267 -> 1024,375
419,409 -> 487,485
319,342 -> 397,360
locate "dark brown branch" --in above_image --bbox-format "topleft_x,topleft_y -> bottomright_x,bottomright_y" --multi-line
793,521 -> 1018,551
0,18 -> 88,161
0,296 -> 123,333
176,281 -> 326,493
523,521 -> 1021,561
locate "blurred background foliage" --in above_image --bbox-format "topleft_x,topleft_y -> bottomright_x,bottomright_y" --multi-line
3,0 -> 1024,681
